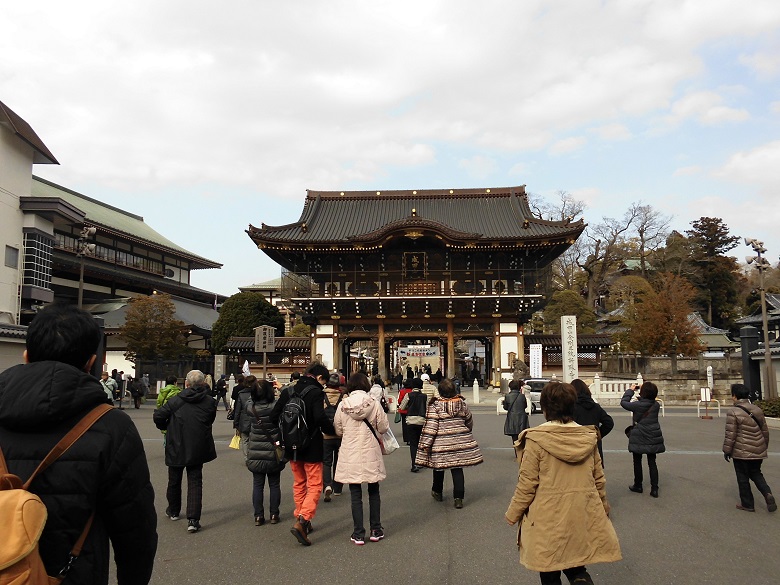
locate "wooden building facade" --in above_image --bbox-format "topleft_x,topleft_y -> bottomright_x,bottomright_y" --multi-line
247,186 -> 585,384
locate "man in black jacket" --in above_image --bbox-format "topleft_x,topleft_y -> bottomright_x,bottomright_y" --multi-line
271,362 -> 335,545
0,303 -> 157,584
153,369 -> 217,533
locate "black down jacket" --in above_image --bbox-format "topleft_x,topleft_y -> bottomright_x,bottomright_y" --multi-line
245,399 -> 286,474
0,361 -> 157,585
620,389 -> 666,455
153,384 -> 217,467
573,391 -> 614,464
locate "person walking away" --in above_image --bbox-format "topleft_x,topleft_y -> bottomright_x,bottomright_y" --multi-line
399,378 -> 426,472
723,383 -> 776,512
415,378 -> 482,508
128,376 -> 143,409
421,373 -> 437,400
270,362 -> 335,545
572,378 -> 614,466
141,373 -> 151,400
156,375 -> 181,447
503,379 -> 530,450
621,381 -> 665,498
369,375 -> 389,412
245,379 -> 286,525
0,303 -> 157,584
334,373 -> 389,545
100,371 -> 118,404
153,369 -> 217,533
397,379 -> 414,444
506,381 -> 621,585
215,374 -> 229,410
322,373 -> 345,502
234,375 -> 257,454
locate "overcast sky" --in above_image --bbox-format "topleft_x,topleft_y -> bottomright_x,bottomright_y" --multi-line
4,1 -> 780,297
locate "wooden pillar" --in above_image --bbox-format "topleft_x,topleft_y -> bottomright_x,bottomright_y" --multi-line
378,320 -> 386,380
447,320 -> 455,378
332,324 -> 340,373
517,324 -> 525,365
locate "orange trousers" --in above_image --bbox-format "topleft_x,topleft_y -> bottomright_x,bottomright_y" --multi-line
290,460 -> 323,521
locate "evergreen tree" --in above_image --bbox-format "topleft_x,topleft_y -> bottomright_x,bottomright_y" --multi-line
543,289 -> 596,333
211,291 -> 284,354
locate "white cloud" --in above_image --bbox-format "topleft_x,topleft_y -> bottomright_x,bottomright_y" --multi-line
592,124 -> 632,141
740,50 -> 780,79
548,137 -> 587,155
666,91 -> 750,127
714,141 -> 780,192
673,166 -> 702,176
458,155 -> 498,180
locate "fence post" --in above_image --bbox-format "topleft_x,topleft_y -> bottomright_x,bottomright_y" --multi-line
592,373 -> 601,403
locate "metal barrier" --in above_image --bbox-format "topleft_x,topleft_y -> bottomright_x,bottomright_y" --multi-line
697,399 -> 721,418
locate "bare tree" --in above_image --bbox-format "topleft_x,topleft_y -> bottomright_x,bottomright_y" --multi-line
630,202 -> 672,277
578,206 -> 642,309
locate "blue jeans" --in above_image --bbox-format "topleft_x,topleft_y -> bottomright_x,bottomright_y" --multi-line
252,470 -> 281,518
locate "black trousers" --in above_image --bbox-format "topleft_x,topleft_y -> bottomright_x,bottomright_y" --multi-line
167,464 -> 203,520
539,566 -> 586,584
349,482 -> 381,538
407,424 -> 423,467
632,452 -> 658,488
432,467 -> 465,499
323,438 -> 343,493
733,458 -> 772,509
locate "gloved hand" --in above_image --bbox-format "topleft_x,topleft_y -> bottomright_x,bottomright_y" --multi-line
724,453 -> 731,462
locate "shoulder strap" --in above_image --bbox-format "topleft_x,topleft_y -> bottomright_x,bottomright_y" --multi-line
251,404 -> 277,443
23,403 -> 114,490
735,404 -> 762,428
362,418 -> 381,445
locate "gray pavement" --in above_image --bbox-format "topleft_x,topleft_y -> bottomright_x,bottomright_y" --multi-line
114,402 -> 780,585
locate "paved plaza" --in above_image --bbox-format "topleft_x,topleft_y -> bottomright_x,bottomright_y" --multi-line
116,401 -> 780,585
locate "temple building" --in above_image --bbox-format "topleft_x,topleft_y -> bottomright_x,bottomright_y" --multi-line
247,186 -> 585,384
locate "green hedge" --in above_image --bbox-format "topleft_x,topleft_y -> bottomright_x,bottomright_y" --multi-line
755,398 -> 780,418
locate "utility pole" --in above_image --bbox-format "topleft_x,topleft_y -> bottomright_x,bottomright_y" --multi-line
745,238 -> 776,400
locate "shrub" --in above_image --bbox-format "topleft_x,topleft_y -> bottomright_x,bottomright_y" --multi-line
755,398 -> 780,418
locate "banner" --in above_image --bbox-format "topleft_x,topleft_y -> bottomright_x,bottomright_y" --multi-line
398,346 -> 440,359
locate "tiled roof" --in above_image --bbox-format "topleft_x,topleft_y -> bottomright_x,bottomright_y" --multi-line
0,100 -> 58,164
688,312 -> 730,335
31,176 -> 221,269
227,336 -> 310,351
0,323 -> 27,339
239,277 -> 282,290
248,186 -> 585,246
524,334 -> 613,348
100,297 -> 220,333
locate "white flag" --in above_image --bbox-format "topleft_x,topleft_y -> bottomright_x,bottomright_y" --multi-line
242,360 -> 251,377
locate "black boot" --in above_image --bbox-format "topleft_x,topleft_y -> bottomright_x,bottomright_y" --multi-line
629,484 -> 643,494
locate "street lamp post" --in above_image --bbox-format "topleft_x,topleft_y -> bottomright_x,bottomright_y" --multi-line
77,226 -> 97,309
745,238 -> 776,400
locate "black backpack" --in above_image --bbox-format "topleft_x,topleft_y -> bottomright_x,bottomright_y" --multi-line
279,385 -> 316,459
323,392 -> 343,430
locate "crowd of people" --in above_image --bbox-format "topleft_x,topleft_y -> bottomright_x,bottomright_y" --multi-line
0,303 -> 775,585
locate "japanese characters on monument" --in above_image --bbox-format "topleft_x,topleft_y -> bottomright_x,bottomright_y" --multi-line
561,315 -> 578,383
529,344 -> 543,379
254,325 -> 275,353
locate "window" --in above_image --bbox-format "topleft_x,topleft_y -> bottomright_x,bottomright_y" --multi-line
5,245 -> 19,268
22,233 -> 53,290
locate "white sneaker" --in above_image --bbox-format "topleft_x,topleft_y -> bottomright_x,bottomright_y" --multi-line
324,485 -> 333,502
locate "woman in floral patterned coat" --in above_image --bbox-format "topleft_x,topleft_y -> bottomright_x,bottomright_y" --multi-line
414,377 -> 482,509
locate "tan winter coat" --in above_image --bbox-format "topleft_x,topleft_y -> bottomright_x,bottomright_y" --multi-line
334,390 -> 388,484
505,423 -> 621,573
723,400 -> 769,459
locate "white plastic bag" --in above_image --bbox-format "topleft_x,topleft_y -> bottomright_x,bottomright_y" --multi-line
381,427 -> 399,455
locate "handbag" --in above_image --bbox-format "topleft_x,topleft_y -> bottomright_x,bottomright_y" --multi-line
625,402 -> 654,438
394,411 -> 402,424
226,407 -> 234,421
228,434 -> 241,450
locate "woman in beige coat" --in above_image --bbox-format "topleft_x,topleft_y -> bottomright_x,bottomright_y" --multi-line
505,382 -> 621,585
334,372 -> 389,545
